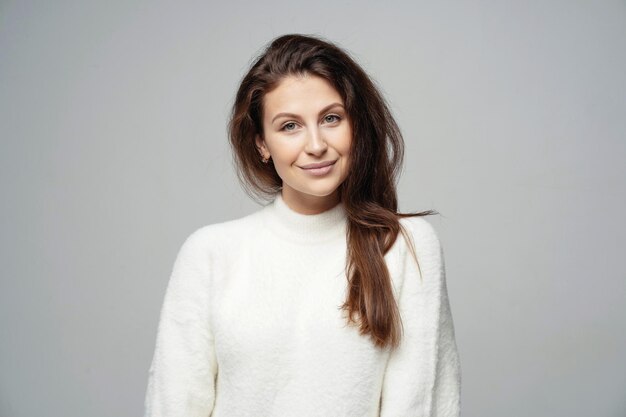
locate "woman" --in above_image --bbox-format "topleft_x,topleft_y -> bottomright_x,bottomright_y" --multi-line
144,34 -> 461,417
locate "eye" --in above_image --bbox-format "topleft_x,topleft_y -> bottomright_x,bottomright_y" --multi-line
323,114 -> 341,124
281,122 -> 298,131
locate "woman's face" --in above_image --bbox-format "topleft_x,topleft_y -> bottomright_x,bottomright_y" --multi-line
255,73 -> 352,214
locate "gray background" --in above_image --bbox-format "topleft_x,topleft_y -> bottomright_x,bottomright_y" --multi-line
1,1 -> 624,416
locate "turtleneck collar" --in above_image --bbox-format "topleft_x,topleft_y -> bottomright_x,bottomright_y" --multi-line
261,192 -> 347,244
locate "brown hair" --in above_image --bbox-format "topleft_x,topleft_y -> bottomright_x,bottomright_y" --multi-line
228,33 -> 438,350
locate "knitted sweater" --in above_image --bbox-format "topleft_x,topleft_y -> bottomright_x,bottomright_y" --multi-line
143,192 -> 461,417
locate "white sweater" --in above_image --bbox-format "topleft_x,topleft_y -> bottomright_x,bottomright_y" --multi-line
143,193 -> 461,417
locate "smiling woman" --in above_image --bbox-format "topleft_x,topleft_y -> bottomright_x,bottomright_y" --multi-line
143,34 -> 461,417
256,74 -> 352,214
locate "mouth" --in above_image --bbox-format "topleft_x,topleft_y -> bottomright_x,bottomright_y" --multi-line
299,160 -> 337,176
299,160 -> 337,169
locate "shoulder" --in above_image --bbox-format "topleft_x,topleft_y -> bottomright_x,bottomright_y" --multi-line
395,216 -> 446,289
399,215 -> 443,257
175,208 -> 264,260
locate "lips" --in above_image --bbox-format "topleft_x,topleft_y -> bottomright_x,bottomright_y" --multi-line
300,160 -> 337,169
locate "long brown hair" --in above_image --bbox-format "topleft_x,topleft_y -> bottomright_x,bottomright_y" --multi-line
228,34 -> 438,350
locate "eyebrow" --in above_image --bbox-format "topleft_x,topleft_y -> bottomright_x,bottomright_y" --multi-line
270,102 -> 345,124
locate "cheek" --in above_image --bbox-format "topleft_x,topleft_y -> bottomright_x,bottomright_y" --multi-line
340,131 -> 353,157
267,140 -> 300,165
336,139 -> 352,176
341,130 -> 353,174
342,153 -> 352,176
330,126 -> 352,153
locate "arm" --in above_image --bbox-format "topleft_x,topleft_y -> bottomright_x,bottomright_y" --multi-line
143,228 -> 217,417
379,218 -> 461,417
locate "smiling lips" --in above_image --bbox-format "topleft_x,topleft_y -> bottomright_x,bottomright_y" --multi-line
300,159 -> 337,176
300,160 -> 337,169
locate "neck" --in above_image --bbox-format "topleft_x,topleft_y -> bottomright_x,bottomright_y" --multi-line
262,192 -> 347,244
280,187 -> 341,215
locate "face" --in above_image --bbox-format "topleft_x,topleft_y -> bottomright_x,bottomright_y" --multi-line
255,73 -> 352,214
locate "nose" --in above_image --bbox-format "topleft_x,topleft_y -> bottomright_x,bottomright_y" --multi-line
304,126 -> 328,156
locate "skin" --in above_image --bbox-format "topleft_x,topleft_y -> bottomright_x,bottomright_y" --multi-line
255,73 -> 352,215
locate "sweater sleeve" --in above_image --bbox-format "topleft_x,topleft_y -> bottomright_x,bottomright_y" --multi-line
143,228 -> 217,417
379,218 -> 461,417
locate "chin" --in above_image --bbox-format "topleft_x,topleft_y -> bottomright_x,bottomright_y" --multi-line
294,185 -> 340,198
299,190 -> 334,198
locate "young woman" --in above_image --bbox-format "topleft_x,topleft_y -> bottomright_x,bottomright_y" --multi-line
144,34 -> 461,417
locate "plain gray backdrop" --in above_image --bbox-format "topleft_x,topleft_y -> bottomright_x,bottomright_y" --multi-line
1,1 -> 625,416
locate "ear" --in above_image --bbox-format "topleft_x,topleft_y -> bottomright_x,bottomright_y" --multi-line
255,134 -> 270,159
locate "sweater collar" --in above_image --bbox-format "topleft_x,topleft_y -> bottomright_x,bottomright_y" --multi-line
262,192 -> 347,244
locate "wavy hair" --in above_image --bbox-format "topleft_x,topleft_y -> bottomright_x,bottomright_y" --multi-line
227,33 -> 438,349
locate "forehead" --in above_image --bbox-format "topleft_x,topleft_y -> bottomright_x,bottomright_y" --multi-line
262,74 -> 343,116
